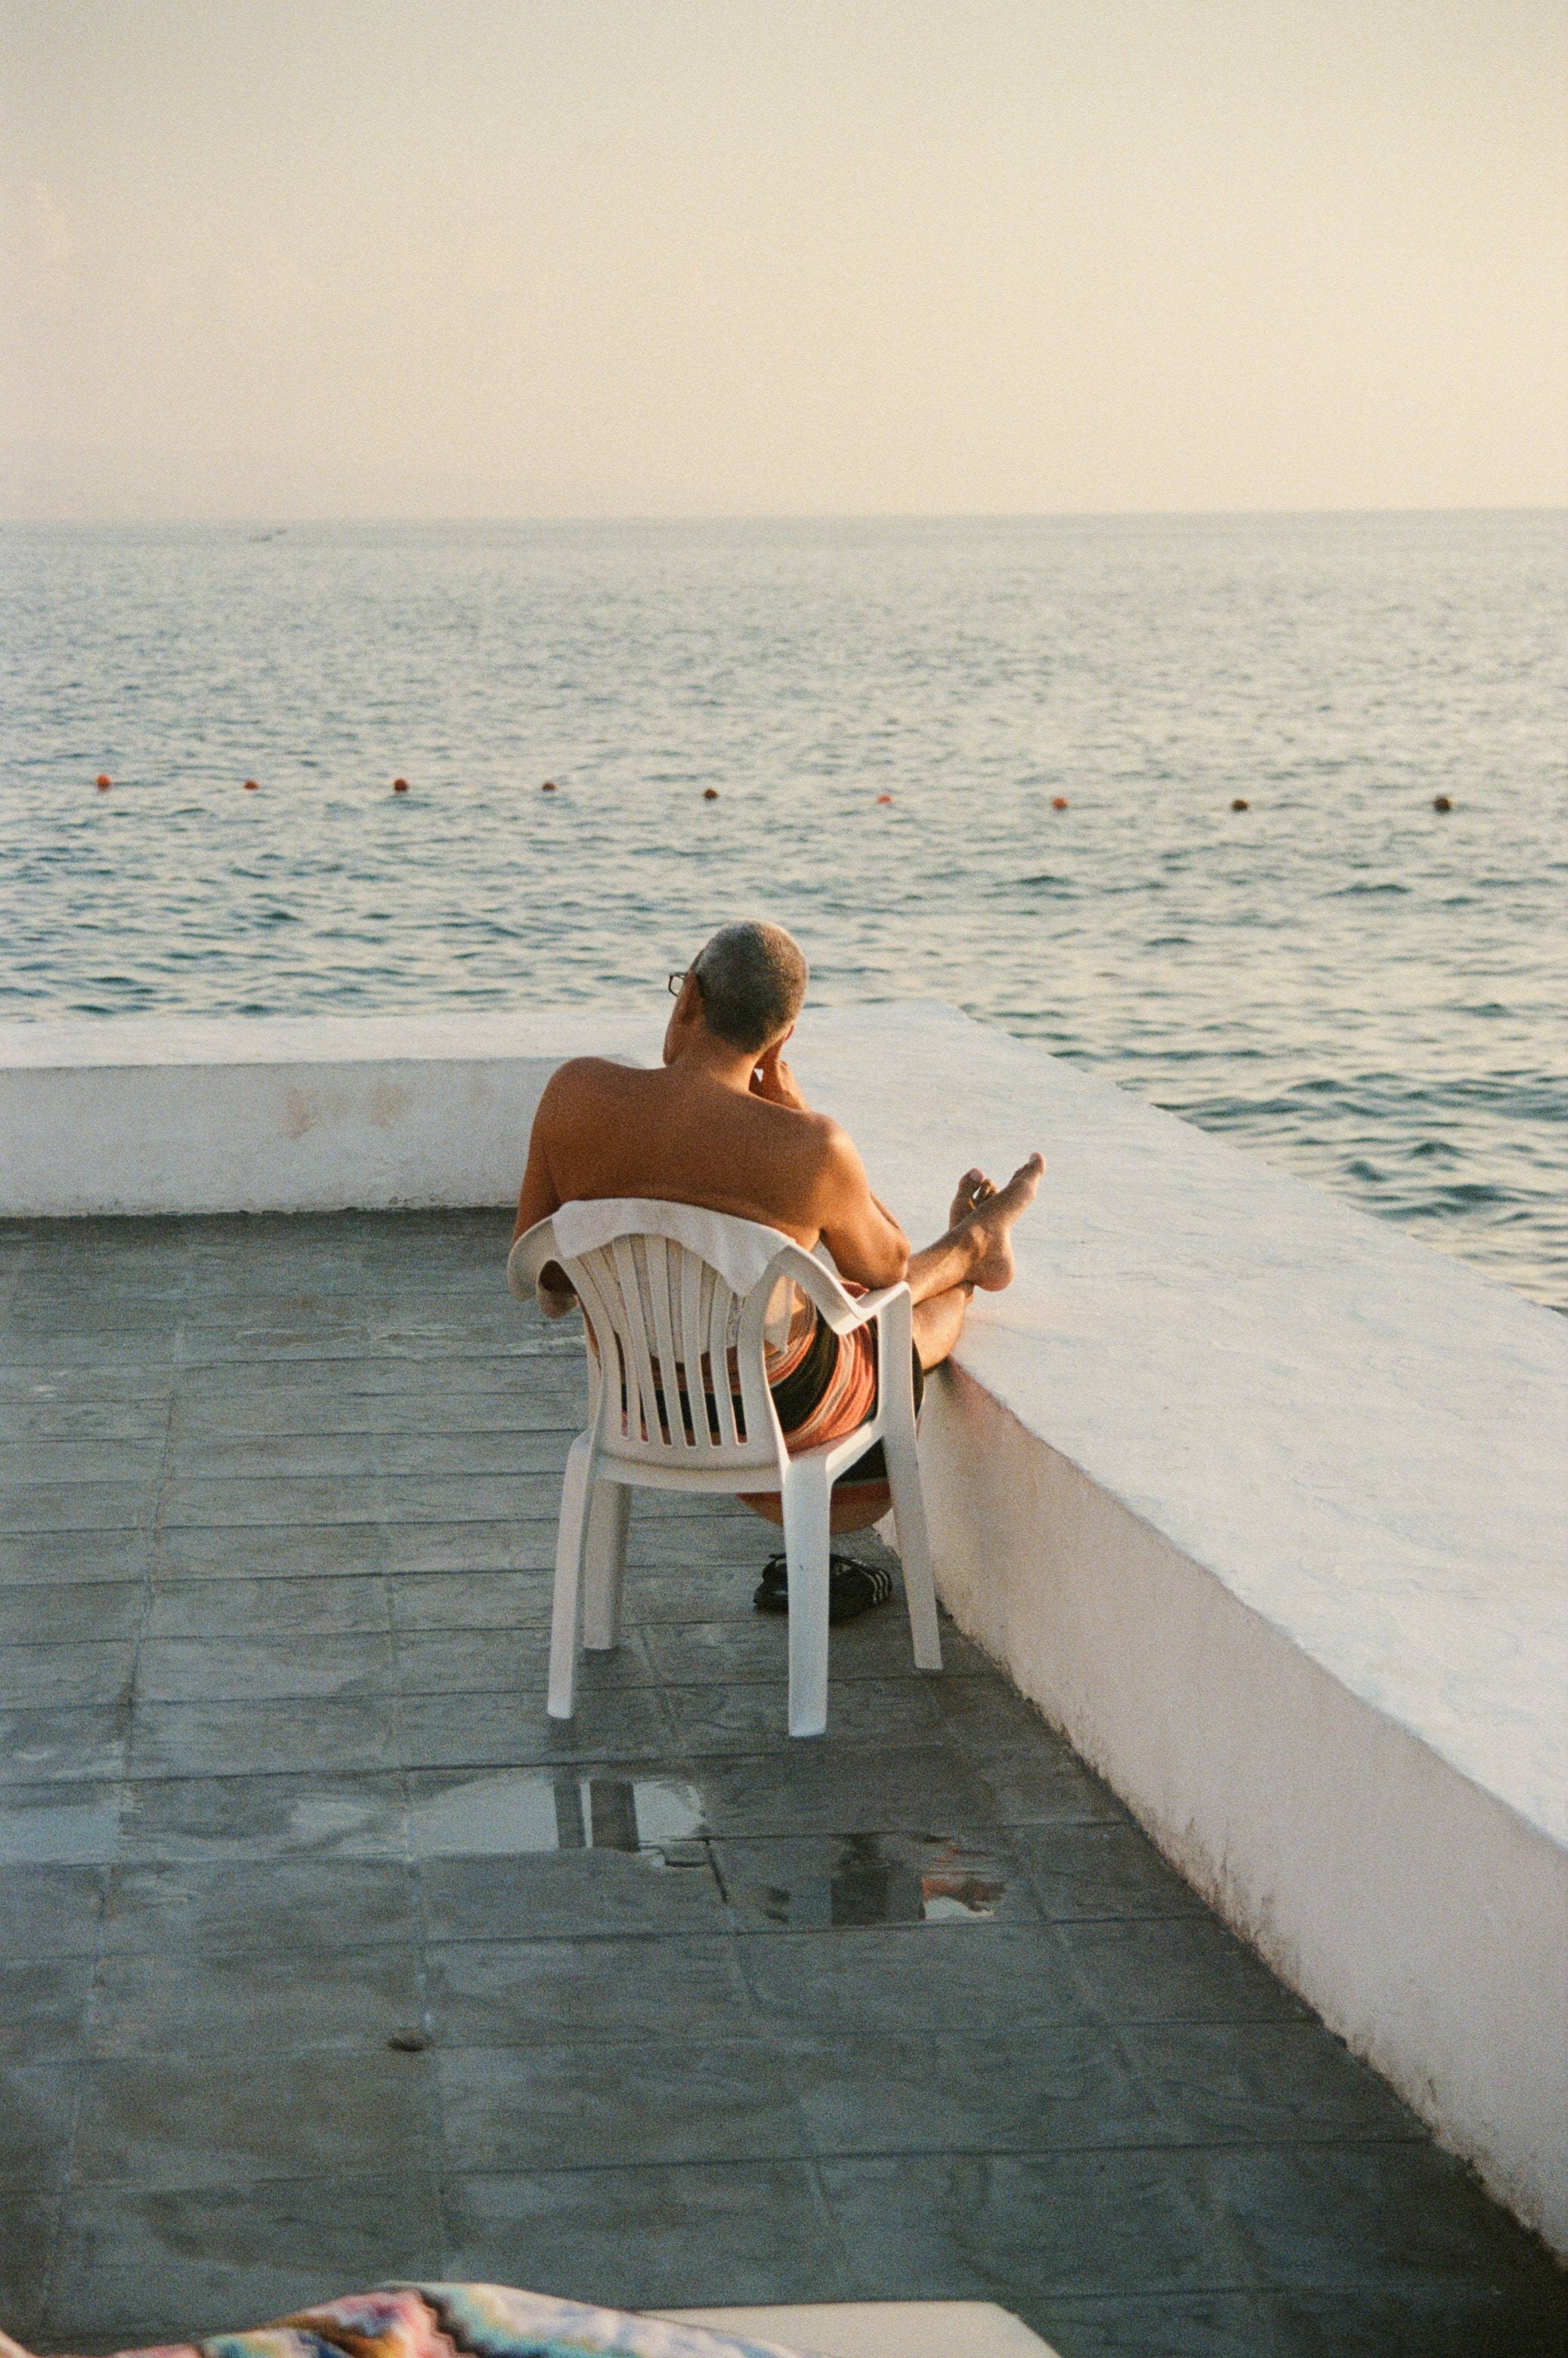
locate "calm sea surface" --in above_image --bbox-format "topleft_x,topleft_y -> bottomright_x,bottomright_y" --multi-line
2,515 -> 1563,1307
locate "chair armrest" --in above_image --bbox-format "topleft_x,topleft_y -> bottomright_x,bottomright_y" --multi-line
774,1243 -> 911,1337
846,1284 -> 910,1329
507,1217 -> 577,1317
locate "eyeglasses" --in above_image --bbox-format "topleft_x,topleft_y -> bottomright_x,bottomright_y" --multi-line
666,972 -> 688,997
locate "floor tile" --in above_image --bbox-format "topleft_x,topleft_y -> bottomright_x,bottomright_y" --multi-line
440,2160 -> 855,2308
44,2176 -> 446,2347
135,1632 -> 397,1704
397,1683 -> 676,1769
717,1832 -> 1040,1933
102,1857 -> 417,1956
84,1944 -> 421,2057
70,2049 -> 439,2189
971,1747 -> 1131,1828
0,1579 -> 145,1644
378,1471 -> 564,1522
151,1522 -> 388,1578
129,1696 -> 399,1777
0,1481 -> 157,1535
1126,2022 -> 1427,2143
1211,2140 -> 1568,2298
1028,2291 -> 1269,2356
1060,1919 -> 1313,2025
159,1474 -> 386,1527
736,1923 -> 1093,2035
818,2149 -> 1236,2301
0,1957 -> 94,2062
0,1863 -> 107,1958
419,1848 -> 729,1941
1007,1823 -> 1208,1922
1250,2280 -> 1568,2358
0,1438 -> 166,1485
0,1530 -> 152,1584
425,1933 -> 758,2048
0,1639 -> 135,1709
0,2061 -> 78,2191
0,1704 -> 129,1785
388,1569 -> 552,1630
0,2189 -> 57,2337
116,1771 -> 408,1863
374,1430 -> 572,1476
0,1781 -> 125,1866
436,2035 -> 812,2170
666,1676 -> 949,1756
691,1742 -> 994,1837
146,1574 -> 389,1638
382,1521 -> 554,1573
165,1432 -> 381,1478
797,2023 -> 1167,2158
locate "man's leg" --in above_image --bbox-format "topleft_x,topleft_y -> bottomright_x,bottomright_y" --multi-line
908,1155 -> 1044,1371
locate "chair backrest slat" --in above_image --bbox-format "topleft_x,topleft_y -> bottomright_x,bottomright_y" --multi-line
608,1234 -> 663,1444
709,1270 -> 742,1449
677,1252 -> 713,1443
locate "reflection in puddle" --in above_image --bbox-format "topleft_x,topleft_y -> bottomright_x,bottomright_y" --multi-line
412,1769 -> 705,1858
761,1834 -> 1005,1926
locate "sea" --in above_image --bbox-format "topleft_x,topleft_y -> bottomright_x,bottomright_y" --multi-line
2,513 -> 1563,1310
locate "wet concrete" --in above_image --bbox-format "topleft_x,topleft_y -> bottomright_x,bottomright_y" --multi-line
0,1208 -> 1563,2353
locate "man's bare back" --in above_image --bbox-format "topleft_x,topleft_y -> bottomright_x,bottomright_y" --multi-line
514,927 -> 1043,1374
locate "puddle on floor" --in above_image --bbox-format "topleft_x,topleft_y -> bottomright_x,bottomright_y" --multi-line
759,1834 -> 1007,1926
411,1768 -> 706,1858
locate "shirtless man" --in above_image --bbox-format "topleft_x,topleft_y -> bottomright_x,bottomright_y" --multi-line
513,920 -> 1043,1602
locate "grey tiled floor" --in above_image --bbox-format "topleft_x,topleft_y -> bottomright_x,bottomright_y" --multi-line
1,1210 -> 1563,2356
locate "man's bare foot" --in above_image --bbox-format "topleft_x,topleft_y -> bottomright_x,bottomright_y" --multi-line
949,1168 -> 997,1227
957,1153 -> 1045,1291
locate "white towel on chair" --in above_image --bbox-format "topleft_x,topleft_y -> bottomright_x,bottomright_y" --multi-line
552,1198 -> 794,1299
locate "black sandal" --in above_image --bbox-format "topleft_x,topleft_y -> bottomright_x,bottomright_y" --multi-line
753,1552 -> 895,1623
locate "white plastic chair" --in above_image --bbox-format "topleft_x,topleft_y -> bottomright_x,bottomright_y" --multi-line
508,1198 -> 942,1738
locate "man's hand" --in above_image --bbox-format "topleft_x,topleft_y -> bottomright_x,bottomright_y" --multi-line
750,1040 -> 809,1110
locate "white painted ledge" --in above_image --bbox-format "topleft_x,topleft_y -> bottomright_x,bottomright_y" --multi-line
2,1002 -> 1563,2253
0,1010 -> 645,1215
653,2302 -> 1057,2355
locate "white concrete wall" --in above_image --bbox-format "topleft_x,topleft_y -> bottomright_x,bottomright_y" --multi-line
0,1012 -> 642,1215
2,1002 -> 1563,2251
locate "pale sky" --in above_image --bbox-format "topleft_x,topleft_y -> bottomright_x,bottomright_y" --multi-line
2,0 -> 1564,518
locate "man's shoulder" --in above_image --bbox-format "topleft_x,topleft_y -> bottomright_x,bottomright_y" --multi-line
541,1055 -> 647,1103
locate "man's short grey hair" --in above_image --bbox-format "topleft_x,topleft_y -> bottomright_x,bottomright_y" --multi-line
691,921 -> 809,1054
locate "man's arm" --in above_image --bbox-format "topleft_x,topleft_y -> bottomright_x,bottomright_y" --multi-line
813,1127 -> 910,1290
512,1073 -> 577,1312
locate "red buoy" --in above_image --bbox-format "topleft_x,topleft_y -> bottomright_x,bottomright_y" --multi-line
702,787 -> 719,800
876,792 -> 894,805
243,778 -> 258,792
95,773 -> 112,791
392,778 -> 409,794
541,780 -> 557,794
1051,795 -> 1069,811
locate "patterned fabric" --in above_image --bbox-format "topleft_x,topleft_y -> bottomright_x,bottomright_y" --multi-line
3,2281 -> 806,2358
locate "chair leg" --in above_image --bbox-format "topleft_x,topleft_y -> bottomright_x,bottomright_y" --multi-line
548,1434 -> 595,1719
583,1479 -> 630,1651
883,1406 -> 943,1673
781,1461 -> 833,1738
